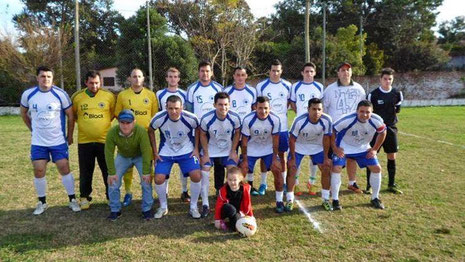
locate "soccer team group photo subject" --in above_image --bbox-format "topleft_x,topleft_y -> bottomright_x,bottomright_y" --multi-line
20,59 -> 404,237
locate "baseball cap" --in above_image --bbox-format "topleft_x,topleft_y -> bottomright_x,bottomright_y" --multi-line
337,62 -> 352,71
118,109 -> 135,122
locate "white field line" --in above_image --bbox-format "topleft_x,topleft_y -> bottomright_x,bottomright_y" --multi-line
294,199 -> 323,233
399,131 -> 465,149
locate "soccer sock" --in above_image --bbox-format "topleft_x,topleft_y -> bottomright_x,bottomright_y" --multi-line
190,181 -> 201,209
260,172 -> 267,185
155,183 -> 168,209
276,191 -> 284,202
321,189 -> 330,201
61,173 -> 75,197
309,162 -> 318,185
181,173 -> 188,192
247,173 -> 254,185
34,177 -> 47,202
286,191 -> 295,203
387,159 -> 396,187
165,178 -> 170,195
349,180 -> 356,186
330,172 -> 341,201
201,170 -> 210,207
370,172 -> 382,200
366,168 -> 371,190
281,171 -> 287,185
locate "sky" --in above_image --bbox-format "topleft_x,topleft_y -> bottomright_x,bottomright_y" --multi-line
0,0 -> 463,35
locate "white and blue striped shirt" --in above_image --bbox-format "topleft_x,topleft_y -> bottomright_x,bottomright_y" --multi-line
256,78 -> 291,132
186,80 -> 223,118
156,88 -> 187,111
200,109 -> 241,157
290,81 -> 323,116
289,113 -> 332,155
223,84 -> 257,121
241,111 -> 281,157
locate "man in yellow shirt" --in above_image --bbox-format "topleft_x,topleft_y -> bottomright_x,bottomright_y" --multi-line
115,68 -> 159,206
72,70 -> 116,209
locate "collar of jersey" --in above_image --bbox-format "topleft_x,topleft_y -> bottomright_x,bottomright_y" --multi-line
269,79 -> 282,84
85,88 -> 96,97
378,86 -> 392,93
37,85 -> 54,93
118,130 -> 134,137
301,81 -> 314,85
337,79 -> 354,86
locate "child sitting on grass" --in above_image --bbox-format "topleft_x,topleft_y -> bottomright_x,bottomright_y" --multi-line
214,166 -> 254,231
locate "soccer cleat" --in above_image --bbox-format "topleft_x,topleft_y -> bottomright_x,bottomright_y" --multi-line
388,185 -> 403,194
307,182 -> 318,196
295,185 -> 303,196
348,183 -> 362,194
371,198 -> 385,209
80,198 -> 90,210
251,187 -> 259,196
107,211 -> 122,221
363,187 -> 372,195
122,193 -> 133,207
332,200 -> 342,211
189,207 -> 201,219
284,201 -> 294,212
322,199 -> 333,211
201,205 -> 210,218
180,191 -> 191,202
69,199 -> 81,212
33,201 -> 48,215
258,184 -> 267,196
142,210 -> 153,221
275,201 -> 285,213
154,207 -> 168,219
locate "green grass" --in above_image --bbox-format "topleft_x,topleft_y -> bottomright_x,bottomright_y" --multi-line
1,107 -> 464,261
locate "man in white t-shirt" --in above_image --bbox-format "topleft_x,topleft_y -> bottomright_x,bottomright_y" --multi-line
20,66 -> 80,215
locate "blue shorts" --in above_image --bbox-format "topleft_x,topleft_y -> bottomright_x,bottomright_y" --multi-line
247,154 -> 275,173
288,151 -> 324,168
279,132 -> 289,152
155,152 -> 200,177
332,151 -> 379,168
203,156 -> 238,168
31,143 -> 69,162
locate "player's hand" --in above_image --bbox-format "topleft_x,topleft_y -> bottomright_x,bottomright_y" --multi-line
334,147 -> 344,158
153,153 -> 162,162
191,149 -> 200,160
201,153 -> 210,166
142,174 -> 152,184
271,159 -> 282,173
67,136 -> 73,146
108,175 -> 118,186
240,159 -> 249,175
366,149 -> 377,159
229,151 -> 239,163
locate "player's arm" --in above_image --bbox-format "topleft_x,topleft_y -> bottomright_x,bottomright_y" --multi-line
140,130 -> 153,183
109,94 -> 116,121
64,107 -> 75,145
367,130 -> 387,159
199,129 -> 210,166
148,126 -> 161,161
290,102 -> 297,113
114,94 -> 123,118
104,131 -> 118,185
192,127 -> 200,159
240,135 -> 249,174
323,134 -> 332,168
271,133 -> 281,171
20,106 -> 32,131
288,135 -> 297,172
229,128 -> 241,163
331,130 -> 344,158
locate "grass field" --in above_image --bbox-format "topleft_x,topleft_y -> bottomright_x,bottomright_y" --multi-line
0,106 -> 464,261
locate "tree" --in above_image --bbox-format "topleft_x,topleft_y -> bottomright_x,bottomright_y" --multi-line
438,16 -> 465,56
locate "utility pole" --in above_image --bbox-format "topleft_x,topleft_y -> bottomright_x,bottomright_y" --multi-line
322,1 -> 326,86
74,0 -> 81,91
147,1 -> 153,90
58,26 -> 64,89
359,2 -> 364,58
305,0 -> 310,62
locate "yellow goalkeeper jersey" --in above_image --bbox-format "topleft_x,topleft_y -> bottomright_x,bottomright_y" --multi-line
72,88 -> 116,144
115,87 -> 159,129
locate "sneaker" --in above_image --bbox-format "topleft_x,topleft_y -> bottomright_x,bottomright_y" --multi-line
189,207 -> 201,219
348,183 -> 362,194
388,185 -> 403,194
180,191 -> 191,202
284,201 -> 294,212
219,220 -> 228,231
322,199 -> 333,211
251,187 -> 259,196
307,182 -> 318,196
258,184 -> 267,196
295,185 -> 303,196
332,200 -> 342,210
363,187 -> 372,195
33,201 -> 48,215
107,211 -> 121,221
80,198 -> 90,210
154,207 -> 168,219
275,201 -> 285,213
69,199 -> 81,212
142,210 -> 153,221
201,205 -> 210,218
371,198 -> 385,209
122,193 -> 133,207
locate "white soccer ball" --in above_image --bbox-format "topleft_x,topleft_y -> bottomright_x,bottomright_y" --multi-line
235,216 -> 257,237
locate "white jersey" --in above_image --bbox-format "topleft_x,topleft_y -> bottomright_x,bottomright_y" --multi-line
333,112 -> 386,155
223,84 -> 257,121
241,111 -> 281,157
186,80 -> 222,118
156,88 -> 187,111
290,81 -> 323,116
322,81 -> 366,121
149,111 -> 199,157
200,109 -> 241,157
289,113 -> 332,155
20,86 -> 72,147
256,78 -> 291,132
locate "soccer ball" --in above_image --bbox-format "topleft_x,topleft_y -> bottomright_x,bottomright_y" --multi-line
235,216 -> 257,237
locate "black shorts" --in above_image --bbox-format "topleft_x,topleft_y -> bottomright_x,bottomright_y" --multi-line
371,125 -> 398,154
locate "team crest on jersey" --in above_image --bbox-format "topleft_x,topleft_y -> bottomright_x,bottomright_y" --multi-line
243,99 -> 249,105
209,95 -> 214,101
98,102 -> 105,108
165,130 -> 187,152
378,99 -> 384,105
215,128 -> 232,149
143,98 -> 150,104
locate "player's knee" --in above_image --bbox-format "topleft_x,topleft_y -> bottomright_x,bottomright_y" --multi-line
370,165 -> 381,173
189,170 -> 201,182
154,175 -> 166,185
332,166 -> 342,173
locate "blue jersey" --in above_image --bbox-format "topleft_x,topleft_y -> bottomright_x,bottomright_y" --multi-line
223,84 -> 257,121
200,109 -> 241,157
186,80 -> 223,118
241,111 -> 281,157
256,78 -> 291,131
289,113 -> 332,155
156,88 -> 187,111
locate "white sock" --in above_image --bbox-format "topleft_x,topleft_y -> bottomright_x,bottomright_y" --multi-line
61,173 -> 75,196
181,173 -> 188,192
276,191 -> 284,202
349,180 -> 356,186
190,181 -> 201,209
370,172 -> 382,200
201,170 -> 210,207
260,172 -> 267,185
330,172 -> 341,200
281,171 -> 287,185
246,173 -> 254,182
309,162 -> 318,184
286,192 -> 294,203
321,189 -> 330,201
34,177 -> 47,197
165,179 -> 169,195
295,177 -> 300,186
155,183 -> 168,209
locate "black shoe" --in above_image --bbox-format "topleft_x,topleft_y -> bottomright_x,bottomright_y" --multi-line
363,187 -> 372,195
142,210 -> 153,221
371,198 -> 385,209
200,205 -> 210,218
181,191 -> 191,202
251,187 -> 259,196
107,211 -> 122,221
332,200 -> 342,210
